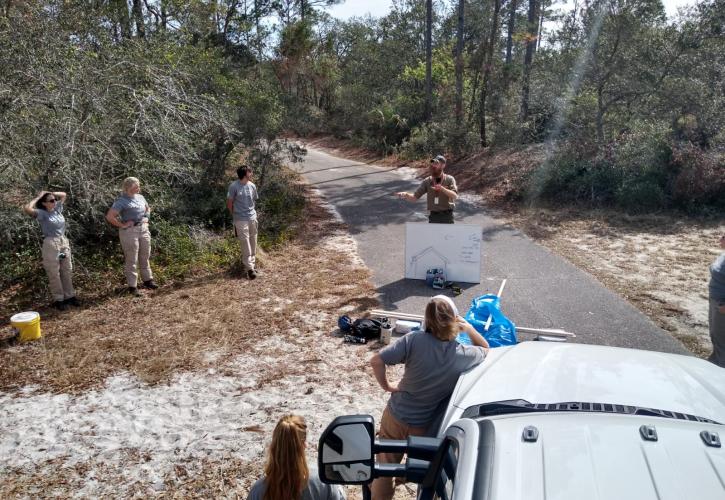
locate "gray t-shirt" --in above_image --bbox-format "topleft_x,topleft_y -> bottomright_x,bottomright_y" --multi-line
35,201 -> 66,238
710,252 -> 725,302
227,180 -> 258,222
379,330 -> 486,427
246,468 -> 345,500
111,194 -> 148,224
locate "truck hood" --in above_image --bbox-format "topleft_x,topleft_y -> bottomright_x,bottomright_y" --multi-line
447,342 -> 725,425
481,413 -> 725,500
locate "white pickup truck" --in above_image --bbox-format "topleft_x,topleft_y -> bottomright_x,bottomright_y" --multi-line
318,341 -> 725,499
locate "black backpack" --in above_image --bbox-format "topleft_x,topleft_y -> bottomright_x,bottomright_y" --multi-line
352,318 -> 382,340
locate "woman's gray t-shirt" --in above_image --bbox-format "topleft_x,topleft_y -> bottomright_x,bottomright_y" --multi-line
35,201 -> 66,238
111,194 -> 148,223
710,252 -> 725,302
246,468 -> 345,500
379,330 -> 486,427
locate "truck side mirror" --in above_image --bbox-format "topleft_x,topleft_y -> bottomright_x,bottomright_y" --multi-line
318,415 -> 375,485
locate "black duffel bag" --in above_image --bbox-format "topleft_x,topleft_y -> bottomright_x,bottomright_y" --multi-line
352,318 -> 382,340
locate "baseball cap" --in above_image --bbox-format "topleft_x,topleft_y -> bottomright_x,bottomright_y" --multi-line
431,154 -> 446,164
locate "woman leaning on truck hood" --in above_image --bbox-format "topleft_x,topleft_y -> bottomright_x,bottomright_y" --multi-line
369,296 -> 489,500
708,234 -> 725,368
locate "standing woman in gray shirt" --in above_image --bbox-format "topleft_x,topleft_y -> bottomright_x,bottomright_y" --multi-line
105,177 -> 158,296
23,191 -> 79,310
246,414 -> 345,500
708,234 -> 725,368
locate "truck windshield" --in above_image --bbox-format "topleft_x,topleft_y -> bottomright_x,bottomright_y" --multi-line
461,399 -> 720,425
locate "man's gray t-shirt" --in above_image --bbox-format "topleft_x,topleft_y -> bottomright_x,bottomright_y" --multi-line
710,252 -> 725,302
227,181 -> 258,222
111,194 -> 148,224
36,201 -> 66,238
379,330 -> 486,427
246,468 -> 345,500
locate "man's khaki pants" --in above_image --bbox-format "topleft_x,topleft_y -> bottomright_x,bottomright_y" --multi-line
119,224 -> 153,288
42,236 -> 75,302
234,219 -> 258,271
370,407 -> 428,500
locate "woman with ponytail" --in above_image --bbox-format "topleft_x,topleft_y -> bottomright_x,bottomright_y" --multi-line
247,415 -> 345,500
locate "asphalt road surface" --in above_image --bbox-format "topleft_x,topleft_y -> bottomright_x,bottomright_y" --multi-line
298,147 -> 688,355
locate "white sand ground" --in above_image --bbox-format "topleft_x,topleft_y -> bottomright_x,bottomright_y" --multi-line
0,206 -> 413,498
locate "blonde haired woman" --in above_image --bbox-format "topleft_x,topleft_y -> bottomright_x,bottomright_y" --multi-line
105,177 -> 157,296
370,297 -> 489,499
23,190 -> 79,310
247,415 -> 345,500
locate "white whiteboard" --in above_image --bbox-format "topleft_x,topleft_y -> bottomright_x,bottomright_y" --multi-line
404,223 -> 481,283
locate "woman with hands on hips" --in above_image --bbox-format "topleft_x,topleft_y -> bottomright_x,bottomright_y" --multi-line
105,177 -> 158,297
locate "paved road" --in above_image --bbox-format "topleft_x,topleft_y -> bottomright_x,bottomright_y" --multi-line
298,147 -> 688,354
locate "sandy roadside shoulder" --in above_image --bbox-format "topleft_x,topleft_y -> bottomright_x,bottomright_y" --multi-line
0,187 -> 414,499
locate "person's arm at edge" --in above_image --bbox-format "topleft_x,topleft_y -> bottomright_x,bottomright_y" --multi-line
53,191 -> 67,204
226,197 -> 234,215
23,191 -> 46,216
370,353 -> 398,393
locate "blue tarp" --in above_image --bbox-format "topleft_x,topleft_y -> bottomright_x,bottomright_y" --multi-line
456,294 -> 517,347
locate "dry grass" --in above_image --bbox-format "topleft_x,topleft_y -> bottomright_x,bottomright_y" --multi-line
0,185 -> 418,499
0,191 -> 377,394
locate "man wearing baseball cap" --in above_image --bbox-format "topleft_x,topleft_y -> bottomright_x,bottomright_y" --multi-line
396,154 -> 458,223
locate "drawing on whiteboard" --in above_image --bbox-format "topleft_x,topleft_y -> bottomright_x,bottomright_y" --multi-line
407,246 -> 450,277
404,223 -> 481,283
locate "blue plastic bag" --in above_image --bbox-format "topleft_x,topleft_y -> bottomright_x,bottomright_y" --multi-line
457,294 -> 517,347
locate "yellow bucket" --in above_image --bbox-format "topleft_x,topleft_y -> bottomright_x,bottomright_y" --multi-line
10,311 -> 42,342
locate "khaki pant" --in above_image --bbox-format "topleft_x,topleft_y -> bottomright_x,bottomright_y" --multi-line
370,407 -> 428,500
709,298 -> 725,368
234,219 -> 258,271
42,236 -> 75,302
119,224 -> 153,288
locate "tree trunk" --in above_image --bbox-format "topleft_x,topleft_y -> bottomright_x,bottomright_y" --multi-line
455,0 -> 465,123
480,0 -> 501,146
115,0 -> 132,39
519,0 -> 538,121
424,0 -> 432,121
132,0 -> 145,38
596,87 -> 605,143
505,0 -> 517,65
537,0 -> 545,50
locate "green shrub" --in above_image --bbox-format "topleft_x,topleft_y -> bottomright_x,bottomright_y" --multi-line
615,179 -> 667,212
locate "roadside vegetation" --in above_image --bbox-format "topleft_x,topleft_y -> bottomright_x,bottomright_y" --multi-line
2,1 -> 722,316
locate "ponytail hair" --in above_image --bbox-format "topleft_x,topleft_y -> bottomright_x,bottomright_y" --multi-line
263,414 -> 309,500
424,297 -> 458,341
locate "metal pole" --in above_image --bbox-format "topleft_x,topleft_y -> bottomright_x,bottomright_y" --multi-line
484,279 -> 507,331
